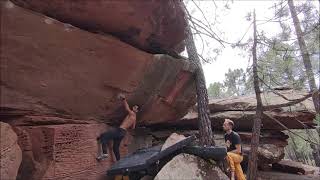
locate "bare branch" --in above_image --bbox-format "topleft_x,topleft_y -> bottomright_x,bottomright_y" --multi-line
263,91 -> 314,111
184,5 -> 227,47
191,0 -> 213,30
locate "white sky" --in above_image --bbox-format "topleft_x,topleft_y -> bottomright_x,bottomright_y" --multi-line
186,0 -> 319,87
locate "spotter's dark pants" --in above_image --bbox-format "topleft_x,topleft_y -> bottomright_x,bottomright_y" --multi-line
98,127 -> 126,161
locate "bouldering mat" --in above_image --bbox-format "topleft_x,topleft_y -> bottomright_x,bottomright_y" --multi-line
146,136 -> 195,165
107,136 -> 194,176
107,146 -> 161,175
183,146 -> 227,161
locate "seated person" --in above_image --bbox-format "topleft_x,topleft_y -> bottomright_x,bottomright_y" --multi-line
223,119 -> 246,180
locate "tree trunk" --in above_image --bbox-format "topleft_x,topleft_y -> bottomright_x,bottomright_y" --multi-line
247,9 -> 263,180
184,9 -> 214,146
288,0 -> 320,167
287,0 -> 319,113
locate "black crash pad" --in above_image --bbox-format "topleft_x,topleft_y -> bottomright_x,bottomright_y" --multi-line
107,145 -> 161,175
183,146 -> 227,161
107,136 -> 194,176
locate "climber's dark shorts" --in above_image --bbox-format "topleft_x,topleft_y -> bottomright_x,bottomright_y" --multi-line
98,127 -> 126,161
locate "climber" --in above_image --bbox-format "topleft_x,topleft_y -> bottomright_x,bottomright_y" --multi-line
223,119 -> 246,180
96,94 -> 139,161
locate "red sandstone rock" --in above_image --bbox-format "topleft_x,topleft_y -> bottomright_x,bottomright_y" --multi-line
154,154 -> 229,180
161,133 -> 186,151
258,171 -> 319,180
157,90 -> 316,131
273,160 -> 305,174
150,129 -> 287,167
0,1 -> 196,125
10,0 -> 187,54
13,121 -> 127,179
0,122 -> 22,179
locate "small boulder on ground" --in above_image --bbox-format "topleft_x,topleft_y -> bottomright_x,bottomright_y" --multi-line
154,153 -> 229,180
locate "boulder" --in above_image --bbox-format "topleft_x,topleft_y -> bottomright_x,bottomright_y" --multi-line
161,133 -> 186,151
301,164 -> 319,175
208,90 -> 315,112
11,0 -> 187,54
238,131 -> 288,147
272,160 -> 316,175
243,144 -> 285,165
0,1 -> 196,125
156,90 -> 316,131
208,90 -> 316,131
13,121 -> 127,179
258,171 -> 318,180
0,122 -> 22,179
154,153 -> 229,180
150,129 -> 287,167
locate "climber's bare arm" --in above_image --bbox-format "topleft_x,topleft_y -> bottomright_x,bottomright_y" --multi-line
230,144 -> 242,154
122,98 -> 133,113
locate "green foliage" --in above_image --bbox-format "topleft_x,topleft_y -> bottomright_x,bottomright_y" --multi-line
315,114 -> 320,126
207,68 -> 253,98
285,129 -> 320,166
207,82 -> 224,98
258,41 -> 307,90
265,0 -> 320,90
207,0 -> 319,99
224,68 -> 246,96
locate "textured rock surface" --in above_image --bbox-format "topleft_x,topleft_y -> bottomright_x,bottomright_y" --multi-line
127,127 -> 153,153
272,160 -> 315,175
13,121 -> 126,180
0,122 -> 22,180
149,129 -> 287,169
258,171 -> 319,180
154,153 -> 229,180
11,0 -> 187,54
161,133 -> 186,151
0,1 -> 194,180
244,144 -> 285,165
156,90 -> 316,131
208,90 -> 315,112
0,1 -> 196,125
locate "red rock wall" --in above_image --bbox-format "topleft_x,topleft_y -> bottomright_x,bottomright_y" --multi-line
13,121 -> 131,180
1,1 -> 196,125
0,1 -> 195,179
11,0 -> 187,54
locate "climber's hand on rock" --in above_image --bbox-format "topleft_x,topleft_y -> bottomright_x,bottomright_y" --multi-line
117,93 -> 126,101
